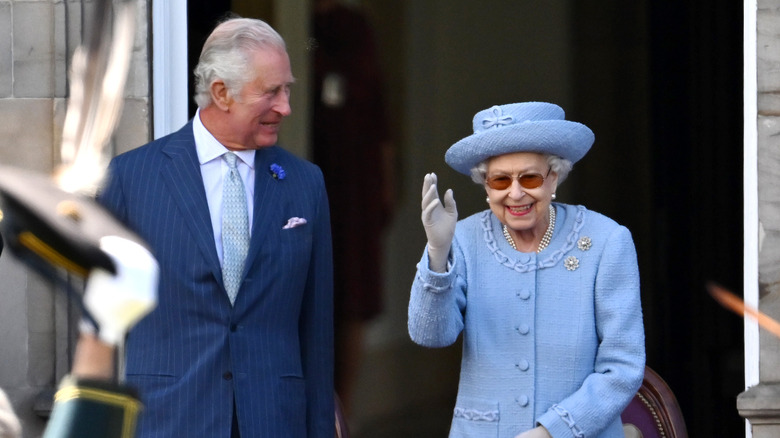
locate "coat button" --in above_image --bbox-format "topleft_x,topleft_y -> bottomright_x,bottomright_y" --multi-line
518,289 -> 531,300
518,324 -> 530,335
517,359 -> 530,371
230,324 -> 238,332
223,372 -> 233,380
516,395 -> 529,407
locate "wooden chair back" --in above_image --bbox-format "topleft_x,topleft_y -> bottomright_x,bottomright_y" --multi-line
621,366 -> 688,438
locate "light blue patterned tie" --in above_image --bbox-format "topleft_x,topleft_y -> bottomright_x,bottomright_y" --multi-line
222,152 -> 249,305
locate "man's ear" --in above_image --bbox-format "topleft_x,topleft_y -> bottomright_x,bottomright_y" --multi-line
210,80 -> 232,111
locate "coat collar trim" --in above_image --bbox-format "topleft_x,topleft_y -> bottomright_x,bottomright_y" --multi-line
481,204 -> 586,272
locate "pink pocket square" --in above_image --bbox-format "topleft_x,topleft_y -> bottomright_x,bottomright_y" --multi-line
282,217 -> 307,229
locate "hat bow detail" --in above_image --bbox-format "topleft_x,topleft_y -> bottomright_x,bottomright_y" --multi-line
482,106 -> 514,129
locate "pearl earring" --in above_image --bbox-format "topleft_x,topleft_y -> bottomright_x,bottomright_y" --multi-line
486,197 -> 490,203
551,193 -> 557,200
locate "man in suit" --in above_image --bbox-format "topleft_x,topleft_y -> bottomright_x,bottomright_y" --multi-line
98,17 -> 334,437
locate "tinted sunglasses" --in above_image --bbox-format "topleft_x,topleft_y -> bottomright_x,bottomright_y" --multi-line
485,167 -> 551,190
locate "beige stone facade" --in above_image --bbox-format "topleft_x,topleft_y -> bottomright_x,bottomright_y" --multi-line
0,1 -> 150,436
739,1 -> 780,436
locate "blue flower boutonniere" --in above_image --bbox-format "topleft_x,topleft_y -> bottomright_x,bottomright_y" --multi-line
270,163 -> 286,180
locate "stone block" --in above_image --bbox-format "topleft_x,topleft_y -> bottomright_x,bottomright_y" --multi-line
757,116 -> 780,211
758,92 -> 780,115
54,281 -> 79,380
52,97 -> 67,165
0,99 -> 55,172
13,2 -> 55,98
757,5 -> 780,114
0,3 -> 11,97
739,383 -> 780,436
126,0 -> 150,98
27,332 -> 54,387
0,257 -> 29,385
113,97 -> 150,155
26,279 -> 54,334
126,48 -> 151,98
759,234 -> 780,285
64,0 -> 84,57
759,292 -> 780,381
53,1 -> 68,98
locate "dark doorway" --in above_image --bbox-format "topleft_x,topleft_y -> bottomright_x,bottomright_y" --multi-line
646,3 -> 744,436
571,2 -> 744,436
187,0 -> 233,117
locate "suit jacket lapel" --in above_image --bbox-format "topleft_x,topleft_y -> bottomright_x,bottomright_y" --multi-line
160,122 -> 224,286
242,147 -> 282,274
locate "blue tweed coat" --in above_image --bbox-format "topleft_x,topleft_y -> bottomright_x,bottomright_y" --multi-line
409,203 -> 645,438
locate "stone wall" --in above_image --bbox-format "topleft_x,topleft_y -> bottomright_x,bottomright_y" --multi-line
739,1 -> 780,436
0,1 -> 150,436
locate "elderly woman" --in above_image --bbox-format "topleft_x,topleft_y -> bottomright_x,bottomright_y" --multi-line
409,102 -> 645,438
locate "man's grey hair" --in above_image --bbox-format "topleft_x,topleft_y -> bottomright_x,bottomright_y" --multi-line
469,154 -> 573,185
193,18 -> 287,108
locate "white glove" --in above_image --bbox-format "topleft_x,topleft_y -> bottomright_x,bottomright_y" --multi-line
83,236 -> 159,345
421,173 -> 457,273
515,426 -> 552,438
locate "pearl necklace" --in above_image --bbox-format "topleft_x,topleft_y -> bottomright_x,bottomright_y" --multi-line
502,205 -> 556,253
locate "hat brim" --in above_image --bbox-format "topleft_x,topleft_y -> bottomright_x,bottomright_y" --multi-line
0,166 -> 148,279
445,120 -> 594,175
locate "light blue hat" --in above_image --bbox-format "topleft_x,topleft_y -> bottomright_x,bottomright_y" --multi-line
444,102 -> 595,175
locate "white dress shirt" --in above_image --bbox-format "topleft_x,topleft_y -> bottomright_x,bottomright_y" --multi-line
193,109 -> 255,264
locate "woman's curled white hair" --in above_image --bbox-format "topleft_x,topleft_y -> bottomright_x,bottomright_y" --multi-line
469,154 -> 573,185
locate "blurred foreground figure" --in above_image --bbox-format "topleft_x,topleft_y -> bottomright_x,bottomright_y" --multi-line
0,0 -> 160,436
0,168 -> 158,438
42,238 -> 158,438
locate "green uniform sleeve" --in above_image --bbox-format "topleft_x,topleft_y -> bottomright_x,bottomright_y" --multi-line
43,377 -> 142,438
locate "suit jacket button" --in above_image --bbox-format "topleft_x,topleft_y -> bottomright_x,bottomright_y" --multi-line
223,372 -> 233,380
230,324 -> 238,332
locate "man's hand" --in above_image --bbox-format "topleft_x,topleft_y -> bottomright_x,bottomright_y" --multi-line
83,236 -> 158,345
421,173 -> 457,273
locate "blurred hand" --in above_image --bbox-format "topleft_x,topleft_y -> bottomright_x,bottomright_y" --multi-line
515,425 -> 552,438
421,173 -> 457,272
83,236 -> 158,345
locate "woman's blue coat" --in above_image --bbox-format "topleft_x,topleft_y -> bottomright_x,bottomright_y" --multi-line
409,203 -> 645,438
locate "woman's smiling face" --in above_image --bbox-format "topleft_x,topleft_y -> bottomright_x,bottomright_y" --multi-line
485,151 -> 558,233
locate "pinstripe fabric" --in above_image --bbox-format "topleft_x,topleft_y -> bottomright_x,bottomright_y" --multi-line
98,121 -> 335,437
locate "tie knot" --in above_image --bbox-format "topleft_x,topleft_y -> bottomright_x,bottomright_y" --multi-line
223,152 -> 239,169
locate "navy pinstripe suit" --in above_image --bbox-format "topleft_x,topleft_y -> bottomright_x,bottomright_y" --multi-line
98,121 -> 334,437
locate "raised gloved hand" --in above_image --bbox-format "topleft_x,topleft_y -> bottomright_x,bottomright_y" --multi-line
82,236 -> 159,345
421,173 -> 457,273
515,425 -> 552,438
